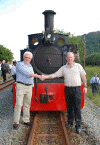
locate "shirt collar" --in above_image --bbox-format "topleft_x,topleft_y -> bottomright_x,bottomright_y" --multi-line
23,61 -> 31,67
66,62 -> 76,68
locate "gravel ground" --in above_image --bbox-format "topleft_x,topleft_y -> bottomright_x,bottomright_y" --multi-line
81,96 -> 100,145
0,86 -> 100,145
0,86 -> 14,145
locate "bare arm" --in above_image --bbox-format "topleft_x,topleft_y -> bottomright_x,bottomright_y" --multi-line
81,75 -> 87,87
29,73 -> 42,80
29,73 -> 57,81
81,75 -> 87,94
44,74 -> 57,79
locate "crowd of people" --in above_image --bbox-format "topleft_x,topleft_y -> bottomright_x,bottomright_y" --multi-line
0,60 -> 17,82
0,51 -> 99,135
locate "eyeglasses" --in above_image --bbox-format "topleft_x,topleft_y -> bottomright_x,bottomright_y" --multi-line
25,57 -> 32,59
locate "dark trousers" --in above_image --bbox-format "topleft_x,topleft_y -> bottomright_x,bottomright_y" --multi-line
12,74 -> 16,81
64,86 -> 81,126
11,75 -> 16,92
2,70 -> 6,82
92,83 -> 98,95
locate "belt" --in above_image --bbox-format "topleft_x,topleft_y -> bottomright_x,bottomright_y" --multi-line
65,86 -> 80,88
17,82 -> 32,86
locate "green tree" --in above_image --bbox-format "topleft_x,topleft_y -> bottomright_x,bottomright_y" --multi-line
54,29 -> 70,36
85,53 -> 100,66
79,31 -> 100,55
54,29 -> 84,65
0,45 -> 13,62
68,35 -> 84,65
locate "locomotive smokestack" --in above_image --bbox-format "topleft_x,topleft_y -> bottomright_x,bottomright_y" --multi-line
42,10 -> 56,43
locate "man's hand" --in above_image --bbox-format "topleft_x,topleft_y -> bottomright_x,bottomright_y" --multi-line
37,74 -> 57,81
38,75 -> 47,81
83,87 -> 87,94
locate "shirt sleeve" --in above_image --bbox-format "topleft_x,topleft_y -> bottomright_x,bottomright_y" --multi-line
54,66 -> 64,77
16,62 -> 33,77
97,77 -> 99,84
11,66 -> 16,74
78,64 -> 86,77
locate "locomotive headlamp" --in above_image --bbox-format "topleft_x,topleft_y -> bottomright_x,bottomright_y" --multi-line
47,34 -> 51,39
34,42 -> 39,45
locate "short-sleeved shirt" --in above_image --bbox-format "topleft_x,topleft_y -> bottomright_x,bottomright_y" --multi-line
54,63 -> 86,87
16,61 -> 34,86
11,65 -> 16,75
90,76 -> 99,84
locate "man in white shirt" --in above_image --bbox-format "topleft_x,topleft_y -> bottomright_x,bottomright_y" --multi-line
42,52 -> 87,134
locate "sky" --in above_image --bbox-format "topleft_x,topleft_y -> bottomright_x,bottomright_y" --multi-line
0,0 -> 100,61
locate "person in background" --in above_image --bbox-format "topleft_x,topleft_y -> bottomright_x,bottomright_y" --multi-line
41,52 -> 87,134
0,62 -> 2,76
7,62 -> 10,73
11,60 -> 17,81
13,51 -> 43,130
90,73 -> 99,96
11,60 -> 17,92
1,60 -> 8,82
9,62 -> 12,74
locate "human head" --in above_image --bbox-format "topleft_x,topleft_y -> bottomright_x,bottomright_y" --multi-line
94,73 -> 97,77
66,52 -> 75,64
13,60 -> 17,66
23,51 -> 33,65
2,60 -> 5,64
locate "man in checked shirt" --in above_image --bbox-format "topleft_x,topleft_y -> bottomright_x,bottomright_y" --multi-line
42,52 -> 87,134
13,51 -> 43,129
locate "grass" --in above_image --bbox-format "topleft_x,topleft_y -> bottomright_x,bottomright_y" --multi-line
85,66 -> 100,108
0,73 -> 12,81
85,66 -> 100,86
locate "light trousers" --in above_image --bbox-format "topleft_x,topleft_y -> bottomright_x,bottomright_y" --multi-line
14,83 -> 32,124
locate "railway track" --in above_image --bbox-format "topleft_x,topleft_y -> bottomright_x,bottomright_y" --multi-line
28,111 -> 70,145
0,78 -> 15,90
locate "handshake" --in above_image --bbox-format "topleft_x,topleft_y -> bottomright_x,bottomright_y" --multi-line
38,75 -> 47,81
31,73 -> 56,80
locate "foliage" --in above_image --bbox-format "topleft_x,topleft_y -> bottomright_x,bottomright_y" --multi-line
54,29 -> 84,65
54,29 -> 70,36
86,87 -> 100,108
79,31 -> 100,56
85,53 -> 100,66
68,36 -> 84,65
0,45 -> 13,62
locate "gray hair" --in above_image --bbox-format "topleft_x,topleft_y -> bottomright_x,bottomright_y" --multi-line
23,51 -> 33,58
94,73 -> 97,77
66,52 -> 75,57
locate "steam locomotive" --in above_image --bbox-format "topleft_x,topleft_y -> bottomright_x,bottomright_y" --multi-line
13,10 -> 84,111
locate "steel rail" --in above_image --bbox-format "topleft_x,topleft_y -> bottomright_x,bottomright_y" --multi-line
0,78 -> 15,90
28,112 -> 70,145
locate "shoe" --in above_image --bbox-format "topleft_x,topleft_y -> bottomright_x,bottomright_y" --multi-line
13,123 -> 19,130
65,123 -> 73,128
75,126 -> 81,134
23,122 -> 32,126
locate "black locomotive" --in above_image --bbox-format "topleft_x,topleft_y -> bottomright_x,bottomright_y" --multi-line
13,10 -> 84,111
20,10 -> 78,76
